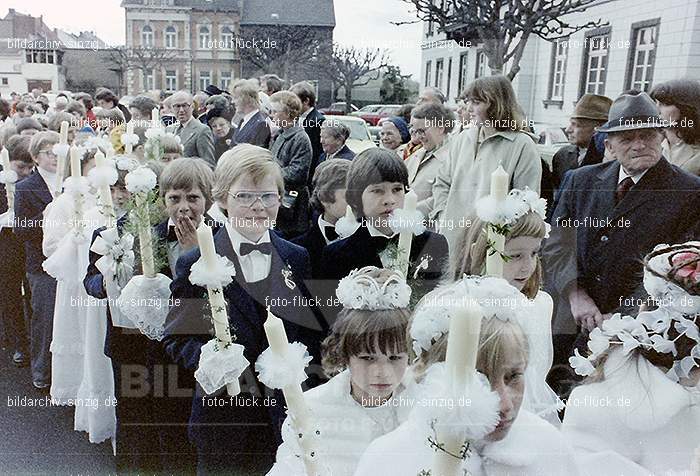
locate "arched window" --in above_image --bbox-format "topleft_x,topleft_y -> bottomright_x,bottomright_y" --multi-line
165,26 -> 177,49
141,25 -> 153,47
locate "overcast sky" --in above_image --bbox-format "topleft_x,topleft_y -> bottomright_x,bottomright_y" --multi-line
1,0 -> 424,79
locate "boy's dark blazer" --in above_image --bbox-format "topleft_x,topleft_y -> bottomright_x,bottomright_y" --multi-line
162,227 -> 326,454
291,219 -> 328,278
13,171 -> 53,274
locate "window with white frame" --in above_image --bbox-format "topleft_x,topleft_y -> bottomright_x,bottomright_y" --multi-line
165,70 -> 177,91
144,69 -> 155,90
548,39 -> 568,100
425,60 -> 432,87
582,33 -> 609,95
221,26 -> 234,48
446,57 -> 452,99
199,71 -> 211,90
199,26 -> 210,49
435,59 -> 444,89
458,52 -> 468,94
142,25 -> 153,47
628,24 -> 658,92
475,51 -> 486,78
165,26 -> 177,49
220,71 -> 232,90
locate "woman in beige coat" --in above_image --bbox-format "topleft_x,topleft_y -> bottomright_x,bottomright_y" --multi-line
430,75 -> 542,255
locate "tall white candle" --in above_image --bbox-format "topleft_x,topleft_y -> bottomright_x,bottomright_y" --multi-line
263,307 -> 320,476
94,151 -> 115,227
124,121 -> 134,155
1,148 -> 14,211
432,300 -> 484,476
196,221 -> 239,395
59,121 -> 68,145
485,165 -> 509,278
344,205 -> 355,222
396,189 -> 418,277
70,146 -> 81,179
134,194 -> 156,278
152,107 -> 160,128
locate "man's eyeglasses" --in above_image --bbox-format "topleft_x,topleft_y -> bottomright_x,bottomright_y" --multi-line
228,191 -> 280,208
171,103 -> 192,110
409,127 -> 428,137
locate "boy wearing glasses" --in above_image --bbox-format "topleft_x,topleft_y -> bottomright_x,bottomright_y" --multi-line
14,131 -> 60,390
163,144 -> 326,474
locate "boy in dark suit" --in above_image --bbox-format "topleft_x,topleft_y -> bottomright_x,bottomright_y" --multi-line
14,131 -> 61,389
320,148 -> 449,308
0,135 -> 34,366
292,159 -> 350,277
162,144 -> 326,474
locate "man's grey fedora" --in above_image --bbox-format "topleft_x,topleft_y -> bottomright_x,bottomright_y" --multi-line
596,92 -> 667,133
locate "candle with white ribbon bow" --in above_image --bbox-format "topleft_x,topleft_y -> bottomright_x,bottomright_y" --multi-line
485,165 -> 508,278
151,107 -> 160,129
431,300 -> 483,476
196,221 -> 239,395
94,151 -> 115,227
396,189 -> 418,277
1,148 -> 14,211
264,308 -> 320,476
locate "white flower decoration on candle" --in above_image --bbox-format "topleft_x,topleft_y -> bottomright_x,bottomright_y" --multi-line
62,176 -> 91,197
52,143 -> 70,159
115,155 -> 140,172
195,339 -> 249,395
125,166 -> 157,194
255,341 -> 312,389
388,208 -> 426,235
120,132 -> 139,146
475,187 -> 547,226
189,254 -> 236,289
87,164 -> 118,188
145,127 -> 165,140
335,204 -> 359,239
91,227 -> 136,288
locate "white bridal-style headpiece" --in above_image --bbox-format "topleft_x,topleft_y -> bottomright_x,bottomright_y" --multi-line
335,266 -> 412,311
475,187 -> 550,238
570,242 -> 700,383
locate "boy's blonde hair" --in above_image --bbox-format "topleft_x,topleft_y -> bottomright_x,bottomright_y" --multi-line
159,157 -> 215,209
160,132 -> 183,155
449,211 -> 546,299
212,144 -> 284,203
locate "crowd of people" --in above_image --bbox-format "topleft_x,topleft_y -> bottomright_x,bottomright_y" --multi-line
0,73 -> 699,476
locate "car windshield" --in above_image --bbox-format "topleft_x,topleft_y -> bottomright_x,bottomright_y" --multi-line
379,106 -> 399,115
358,105 -> 381,113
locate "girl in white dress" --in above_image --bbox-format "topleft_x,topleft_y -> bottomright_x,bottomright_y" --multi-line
354,276 -> 578,476
266,267 -> 414,476
564,242 -> 700,475
449,188 -> 562,421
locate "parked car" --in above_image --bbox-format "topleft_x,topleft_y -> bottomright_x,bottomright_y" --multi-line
532,123 -> 569,168
325,115 -> 377,154
368,125 -> 381,146
320,102 -> 359,116
350,104 -> 402,126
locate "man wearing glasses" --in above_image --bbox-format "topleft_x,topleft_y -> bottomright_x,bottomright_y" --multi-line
166,90 -> 216,167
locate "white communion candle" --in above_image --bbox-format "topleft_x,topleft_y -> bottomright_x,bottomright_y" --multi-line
485,165 -> 509,278
431,300 -> 484,476
59,121 -> 69,145
134,194 -> 156,278
396,189 -> 418,277
264,307 -> 289,355
70,147 -> 82,179
94,151 -> 115,227
152,107 -> 160,128
124,121 -> 134,155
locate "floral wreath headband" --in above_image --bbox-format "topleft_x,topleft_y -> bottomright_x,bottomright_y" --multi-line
571,242 -> 700,384
335,266 -> 412,311
475,188 -> 550,256
410,275 -> 529,358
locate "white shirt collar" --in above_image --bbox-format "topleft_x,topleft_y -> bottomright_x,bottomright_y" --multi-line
617,165 -> 647,184
36,166 -> 57,194
225,221 -> 271,255
300,107 -> 314,121
240,109 -> 259,128
366,222 -> 398,238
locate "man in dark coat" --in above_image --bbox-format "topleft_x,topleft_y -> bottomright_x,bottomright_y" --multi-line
290,81 -> 326,188
551,94 -> 613,194
230,79 -> 271,149
543,92 -> 700,391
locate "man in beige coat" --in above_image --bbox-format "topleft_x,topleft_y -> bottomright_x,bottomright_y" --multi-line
405,102 -> 454,219
431,125 -> 542,256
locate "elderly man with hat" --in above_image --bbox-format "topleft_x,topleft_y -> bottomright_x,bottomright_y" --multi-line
543,91 -> 700,389
551,94 -> 613,193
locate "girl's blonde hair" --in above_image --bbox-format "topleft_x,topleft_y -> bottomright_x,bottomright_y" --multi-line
321,268 -> 410,378
412,315 -> 529,383
449,211 -> 546,300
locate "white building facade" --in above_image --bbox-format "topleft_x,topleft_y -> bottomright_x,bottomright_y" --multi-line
420,0 -> 700,126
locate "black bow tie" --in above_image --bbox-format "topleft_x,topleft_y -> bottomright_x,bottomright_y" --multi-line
239,241 -> 272,256
166,226 -> 178,243
324,226 -> 339,242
